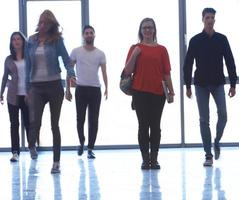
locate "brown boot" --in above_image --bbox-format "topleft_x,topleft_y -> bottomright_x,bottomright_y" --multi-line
141,152 -> 150,170
150,152 -> 160,169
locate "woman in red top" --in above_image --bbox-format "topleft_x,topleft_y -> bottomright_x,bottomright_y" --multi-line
124,18 -> 174,169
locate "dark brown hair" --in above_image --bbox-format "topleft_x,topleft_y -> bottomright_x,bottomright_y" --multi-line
82,25 -> 95,34
202,8 -> 216,17
10,31 -> 26,60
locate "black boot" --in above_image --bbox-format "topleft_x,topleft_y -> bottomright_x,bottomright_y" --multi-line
141,152 -> 150,170
150,152 -> 160,169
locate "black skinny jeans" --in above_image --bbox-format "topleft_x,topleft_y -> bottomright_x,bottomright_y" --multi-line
8,95 -> 29,154
28,80 -> 64,162
75,86 -> 101,149
133,91 -> 166,153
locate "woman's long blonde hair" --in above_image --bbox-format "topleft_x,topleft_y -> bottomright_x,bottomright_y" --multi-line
36,9 -> 62,43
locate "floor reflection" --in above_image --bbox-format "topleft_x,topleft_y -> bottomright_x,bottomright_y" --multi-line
78,159 -> 100,200
23,160 -> 38,200
202,167 -> 213,200
53,173 -> 62,200
2,148 -> 239,200
214,168 -> 226,199
140,170 -> 161,200
202,167 -> 227,200
11,162 -> 20,200
88,160 -> 100,200
78,159 -> 87,199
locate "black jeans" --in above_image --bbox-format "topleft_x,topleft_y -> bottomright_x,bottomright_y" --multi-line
8,96 -> 29,154
75,86 -> 101,149
133,91 -> 166,153
28,80 -> 64,162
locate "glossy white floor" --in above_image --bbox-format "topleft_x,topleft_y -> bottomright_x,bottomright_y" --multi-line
0,147 -> 238,200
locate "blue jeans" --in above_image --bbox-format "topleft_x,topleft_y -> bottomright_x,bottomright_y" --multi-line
195,85 -> 227,158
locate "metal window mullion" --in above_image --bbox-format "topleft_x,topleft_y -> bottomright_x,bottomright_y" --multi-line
179,0 -> 187,147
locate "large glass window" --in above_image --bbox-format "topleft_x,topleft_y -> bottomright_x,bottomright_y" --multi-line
0,0 -> 19,148
26,1 -> 82,146
185,0 -> 239,143
3,1 -> 238,149
89,0 -> 181,145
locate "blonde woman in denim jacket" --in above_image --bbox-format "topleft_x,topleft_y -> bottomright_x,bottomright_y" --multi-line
25,10 -> 75,174
0,31 -> 29,162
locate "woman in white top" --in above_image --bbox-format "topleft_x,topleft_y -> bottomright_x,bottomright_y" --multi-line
0,31 -> 29,162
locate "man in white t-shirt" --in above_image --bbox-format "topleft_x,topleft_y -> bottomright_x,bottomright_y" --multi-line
65,25 -> 108,159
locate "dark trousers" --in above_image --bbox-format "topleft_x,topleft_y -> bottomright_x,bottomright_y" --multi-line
133,91 -> 166,153
75,86 -> 101,149
28,80 -> 64,162
8,96 -> 29,154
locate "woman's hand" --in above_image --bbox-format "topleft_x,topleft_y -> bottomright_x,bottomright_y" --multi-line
69,77 -> 77,87
65,90 -> 72,101
0,96 -> 4,105
168,92 -> 175,103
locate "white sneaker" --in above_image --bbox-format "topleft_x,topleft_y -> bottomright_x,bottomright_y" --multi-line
10,153 -> 19,162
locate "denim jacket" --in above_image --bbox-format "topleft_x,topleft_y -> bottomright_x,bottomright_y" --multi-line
25,34 -> 75,89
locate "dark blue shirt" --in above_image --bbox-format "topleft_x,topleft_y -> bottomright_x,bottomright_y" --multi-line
183,31 -> 237,89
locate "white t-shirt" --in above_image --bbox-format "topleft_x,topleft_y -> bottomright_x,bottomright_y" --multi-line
14,59 -> 26,95
70,47 -> 106,87
31,46 -> 61,82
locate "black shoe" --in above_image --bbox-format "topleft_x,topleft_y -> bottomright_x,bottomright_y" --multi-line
77,145 -> 84,156
203,157 -> 213,167
214,141 -> 220,160
151,161 -> 161,169
150,151 -> 160,169
87,150 -> 95,159
29,147 -> 38,160
141,161 -> 150,170
51,162 -> 60,174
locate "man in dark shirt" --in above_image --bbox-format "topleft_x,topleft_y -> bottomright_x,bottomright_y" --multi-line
183,8 -> 237,167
